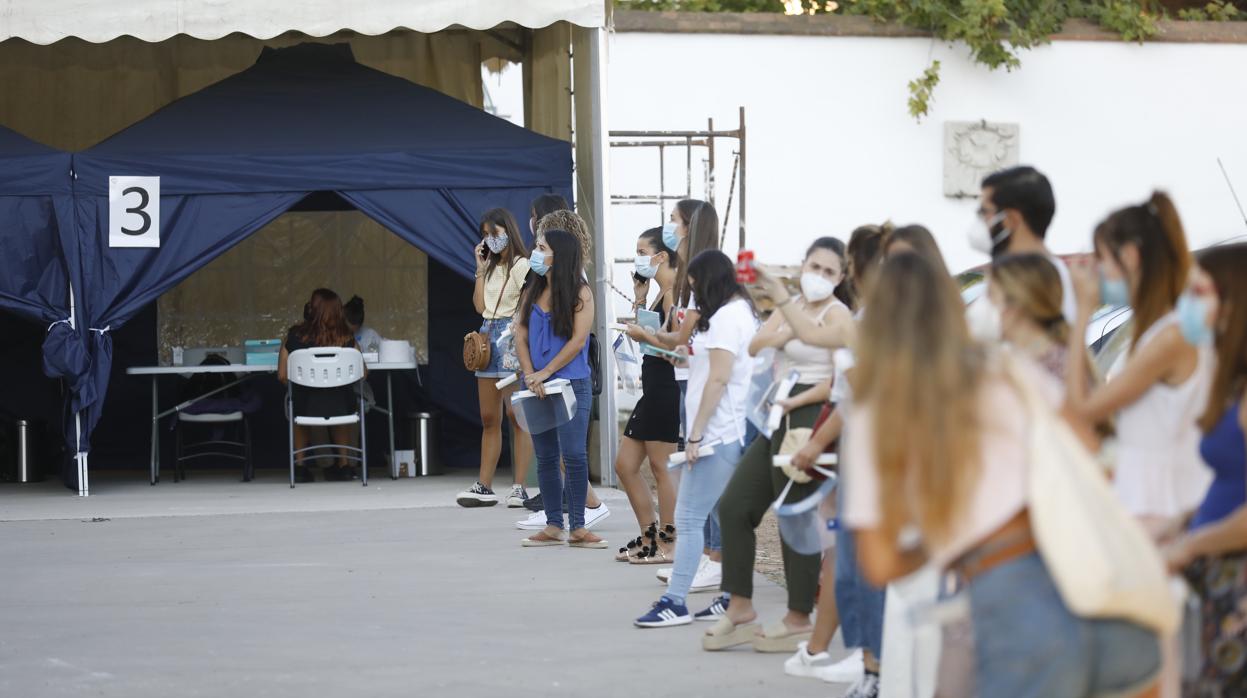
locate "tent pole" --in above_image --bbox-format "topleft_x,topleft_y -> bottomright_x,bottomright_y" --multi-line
573,26 -> 617,487
68,282 -> 87,496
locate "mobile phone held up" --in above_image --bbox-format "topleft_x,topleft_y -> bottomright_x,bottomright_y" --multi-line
479,244 -> 490,261
736,250 -> 756,284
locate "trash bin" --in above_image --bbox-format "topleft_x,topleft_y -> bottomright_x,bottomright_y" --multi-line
408,412 -> 442,476
15,419 -> 42,483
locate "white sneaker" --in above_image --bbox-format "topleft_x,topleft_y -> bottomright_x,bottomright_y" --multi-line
516,504 -> 610,531
657,553 -> 710,584
515,510 -> 565,531
584,503 -> 610,529
818,649 -> 864,684
505,484 -> 529,508
784,641 -> 834,680
690,558 -> 721,593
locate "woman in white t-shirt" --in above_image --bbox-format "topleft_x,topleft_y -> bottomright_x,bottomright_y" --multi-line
633,250 -> 758,628
842,252 -> 1160,696
456,208 -> 533,509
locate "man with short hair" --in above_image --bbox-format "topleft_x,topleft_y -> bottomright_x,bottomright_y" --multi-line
977,166 -> 1077,321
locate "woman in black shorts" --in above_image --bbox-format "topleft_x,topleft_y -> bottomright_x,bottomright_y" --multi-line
278,288 -> 365,483
615,227 -> 682,563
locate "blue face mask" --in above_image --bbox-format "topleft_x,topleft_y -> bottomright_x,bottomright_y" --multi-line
661,221 -> 681,251
1099,272 -> 1131,308
1177,293 -> 1213,346
634,254 -> 659,279
529,249 -> 550,276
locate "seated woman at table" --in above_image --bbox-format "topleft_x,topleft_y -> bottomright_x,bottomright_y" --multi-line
279,288 -> 366,483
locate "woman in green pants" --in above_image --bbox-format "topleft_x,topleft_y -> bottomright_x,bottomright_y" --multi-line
707,237 -> 856,653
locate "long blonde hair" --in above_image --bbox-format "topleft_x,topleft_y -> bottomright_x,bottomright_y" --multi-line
854,253 -> 982,544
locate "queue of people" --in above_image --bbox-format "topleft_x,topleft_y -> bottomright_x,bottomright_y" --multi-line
454,172 -> 1247,697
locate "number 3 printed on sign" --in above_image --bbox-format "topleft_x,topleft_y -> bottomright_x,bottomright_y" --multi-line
109,176 -> 160,248
120,187 -> 151,235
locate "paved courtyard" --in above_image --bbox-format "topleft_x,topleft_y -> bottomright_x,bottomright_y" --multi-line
0,472 -> 847,697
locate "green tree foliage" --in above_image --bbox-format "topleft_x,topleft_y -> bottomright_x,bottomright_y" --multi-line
614,0 -> 1243,118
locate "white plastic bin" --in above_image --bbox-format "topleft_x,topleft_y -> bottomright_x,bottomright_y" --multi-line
511,378 -> 576,434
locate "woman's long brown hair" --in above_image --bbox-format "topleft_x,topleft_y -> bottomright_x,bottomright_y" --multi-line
853,253 -> 982,545
294,288 -> 354,348
673,199 -> 720,309
1094,191 -> 1191,349
1197,243 -> 1247,432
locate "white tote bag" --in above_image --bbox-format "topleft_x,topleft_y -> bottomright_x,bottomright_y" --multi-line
1005,355 -> 1179,636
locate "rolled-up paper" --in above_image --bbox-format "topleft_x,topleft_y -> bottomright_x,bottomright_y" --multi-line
666,439 -> 723,468
495,373 -> 519,389
772,453 -> 838,467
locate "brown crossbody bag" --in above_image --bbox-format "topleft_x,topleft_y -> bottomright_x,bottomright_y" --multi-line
463,266 -> 510,371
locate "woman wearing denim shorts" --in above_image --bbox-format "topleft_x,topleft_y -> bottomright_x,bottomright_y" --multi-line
842,253 -> 1160,697
456,208 -> 534,509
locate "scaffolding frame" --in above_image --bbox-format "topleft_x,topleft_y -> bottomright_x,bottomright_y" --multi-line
609,106 -> 746,257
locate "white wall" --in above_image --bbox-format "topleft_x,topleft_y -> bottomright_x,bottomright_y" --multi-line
604,31 -> 1247,276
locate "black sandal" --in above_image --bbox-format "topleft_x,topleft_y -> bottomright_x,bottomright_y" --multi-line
616,522 -> 657,562
630,525 -> 675,565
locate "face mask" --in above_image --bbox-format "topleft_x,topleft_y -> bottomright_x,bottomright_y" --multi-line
968,212 -> 1011,256
1099,272 -> 1131,308
662,221 -> 681,251
1176,293 -> 1213,346
966,297 -> 1002,342
634,255 -> 659,279
485,234 -> 509,254
799,272 -> 836,302
529,249 -> 550,276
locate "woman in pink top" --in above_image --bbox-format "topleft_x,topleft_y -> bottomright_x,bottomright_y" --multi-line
841,252 -> 1160,697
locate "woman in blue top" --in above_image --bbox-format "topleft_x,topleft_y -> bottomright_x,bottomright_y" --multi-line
1161,243 -> 1247,694
513,229 -> 604,549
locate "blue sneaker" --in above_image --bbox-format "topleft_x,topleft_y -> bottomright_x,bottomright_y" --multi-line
634,597 -> 691,628
694,594 -> 730,622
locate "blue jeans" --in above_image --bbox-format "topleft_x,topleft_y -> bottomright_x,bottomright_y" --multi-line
970,552 -> 1160,697
665,440 -> 744,605
704,507 -> 722,553
836,526 -> 887,658
531,378 -> 592,531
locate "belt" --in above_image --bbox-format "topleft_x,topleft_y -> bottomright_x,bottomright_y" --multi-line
951,522 -> 1036,582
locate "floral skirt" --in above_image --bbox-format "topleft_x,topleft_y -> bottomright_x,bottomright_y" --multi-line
1184,552 -> 1247,697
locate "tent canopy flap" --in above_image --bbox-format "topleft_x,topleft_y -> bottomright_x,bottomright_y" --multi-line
0,0 -> 607,45
66,42 -> 572,455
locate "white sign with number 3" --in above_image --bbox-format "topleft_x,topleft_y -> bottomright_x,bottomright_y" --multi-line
108,176 -> 160,248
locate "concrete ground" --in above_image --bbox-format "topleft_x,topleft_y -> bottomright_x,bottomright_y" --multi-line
0,471 -> 848,698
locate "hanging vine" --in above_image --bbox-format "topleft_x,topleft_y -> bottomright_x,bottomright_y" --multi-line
615,1 -> 1240,119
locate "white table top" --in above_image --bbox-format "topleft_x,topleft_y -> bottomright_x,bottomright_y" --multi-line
126,361 -> 418,376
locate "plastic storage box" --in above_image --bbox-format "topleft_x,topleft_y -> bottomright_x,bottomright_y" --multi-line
510,378 -> 577,434
244,338 -> 282,366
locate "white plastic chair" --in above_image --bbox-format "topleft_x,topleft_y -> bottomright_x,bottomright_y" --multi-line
286,347 -> 368,487
175,347 -> 252,482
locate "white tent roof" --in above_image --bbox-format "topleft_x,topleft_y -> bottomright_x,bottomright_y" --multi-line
0,0 -> 608,44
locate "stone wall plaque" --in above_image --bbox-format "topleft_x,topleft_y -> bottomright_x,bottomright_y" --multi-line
944,121 -> 1020,199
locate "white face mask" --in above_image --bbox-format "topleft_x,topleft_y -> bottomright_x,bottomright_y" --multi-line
966,296 -> 1003,343
485,234 -> 509,254
968,212 -> 1011,256
799,272 -> 837,303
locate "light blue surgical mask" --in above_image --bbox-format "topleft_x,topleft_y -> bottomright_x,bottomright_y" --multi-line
661,221 -> 681,251
1177,293 -> 1213,346
1099,272 -> 1131,308
634,254 -> 659,279
529,249 -> 550,276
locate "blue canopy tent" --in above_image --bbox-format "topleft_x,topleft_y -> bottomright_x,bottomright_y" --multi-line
0,126 -> 74,324
0,127 -> 91,489
64,43 -> 572,490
